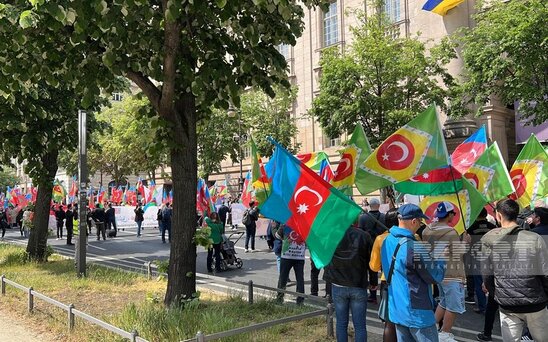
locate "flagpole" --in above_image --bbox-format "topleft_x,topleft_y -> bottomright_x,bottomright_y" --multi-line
448,164 -> 468,233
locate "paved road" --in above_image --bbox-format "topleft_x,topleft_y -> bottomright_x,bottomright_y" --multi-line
3,226 -> 503,342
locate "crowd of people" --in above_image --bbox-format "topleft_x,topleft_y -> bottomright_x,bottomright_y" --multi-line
200,197 -> 547,342
2,200 -> 175,245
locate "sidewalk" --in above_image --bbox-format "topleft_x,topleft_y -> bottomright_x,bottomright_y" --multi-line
0,309 -> 53,342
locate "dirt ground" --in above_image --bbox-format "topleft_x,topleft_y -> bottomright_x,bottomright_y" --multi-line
0,307 -> 55,342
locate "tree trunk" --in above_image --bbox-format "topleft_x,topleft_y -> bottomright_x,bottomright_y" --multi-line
164,94 -> 198,306
26,150 -> 58,261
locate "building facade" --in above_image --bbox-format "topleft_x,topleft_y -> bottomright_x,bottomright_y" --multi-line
212,0 -> 518,194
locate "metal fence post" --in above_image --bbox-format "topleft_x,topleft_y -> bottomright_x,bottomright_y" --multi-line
28,287 -> 34,312
326,302 -> 334,337
146,262 -> 152,280
248,280 -> 253,305
68,304 -> 75,331
130,329 -> 138,342
196,331 -> 205,342
1,275 -> 5,295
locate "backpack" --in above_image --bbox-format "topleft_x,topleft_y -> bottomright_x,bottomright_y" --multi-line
242,209 -> 252,226
157,209 -> 163,221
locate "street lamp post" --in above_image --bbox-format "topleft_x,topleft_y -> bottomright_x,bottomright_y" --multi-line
228,105 -> 245,193
76,110 -> 88,277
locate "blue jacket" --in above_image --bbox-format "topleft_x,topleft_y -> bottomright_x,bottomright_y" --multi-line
380,227 -> 445,328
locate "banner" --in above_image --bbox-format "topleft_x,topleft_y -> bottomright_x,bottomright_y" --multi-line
114,205 -> 158,229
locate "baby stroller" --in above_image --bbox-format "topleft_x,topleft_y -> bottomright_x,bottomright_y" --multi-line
212,233 -> 243,271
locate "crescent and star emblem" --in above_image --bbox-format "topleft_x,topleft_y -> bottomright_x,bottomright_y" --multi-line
293,186 -> 324,215
377,134 -> 415,170
383,141 -> 410,163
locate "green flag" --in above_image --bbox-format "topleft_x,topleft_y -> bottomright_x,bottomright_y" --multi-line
463,142 -> 515,203
509,134 -> 548,208
355,105 -> 449,195
419,177 -> 487,234
331,124 -> 372,195
250,136 -> 270,205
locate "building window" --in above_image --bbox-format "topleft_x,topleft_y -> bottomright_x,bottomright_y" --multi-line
384,0 -> 401,22
112,92 -> 123,102
241,145 -> 251,160
326,136 -> 341,148
323,2 -> 338,47
278,44 -> 290,60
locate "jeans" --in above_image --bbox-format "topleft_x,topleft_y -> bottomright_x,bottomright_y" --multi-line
245,225 -> 256,250
473,274 -> 486,312
136,221 -> 142,236
332,284 -> 368,342
395,324 -> 439,342
161,222 -> 171,242
207,243 -> 222,272
500,308 -> 548,342
106,219 -> 117,232
310,259 -> 320,296
66,225 -> 73,244
483,290 -> 499,336
96,222 -> 106,240
56,220 -> 64,238
277,258 -> 304,304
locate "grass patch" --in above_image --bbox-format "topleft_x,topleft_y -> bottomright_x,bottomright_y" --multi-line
0,243 -> 331,341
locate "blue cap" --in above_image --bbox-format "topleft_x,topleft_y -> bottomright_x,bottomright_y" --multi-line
435,201 -> 455,219
398,204 -> 430,220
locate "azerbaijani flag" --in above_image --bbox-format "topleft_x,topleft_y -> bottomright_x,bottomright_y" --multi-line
197,178 -> 215,215
395,125 -> 487,195
451,125 -> 488,174
509,134 -> 548,208
261,139 -> 363,268
331,123 -> 372,195
420,177 -> 487,234
250,136 -> 270,205
422,0 -> 464,15
395,165 -> 462,195
464,142 -> 515,203
355,105 -> 449,195
241,171 -> 254,208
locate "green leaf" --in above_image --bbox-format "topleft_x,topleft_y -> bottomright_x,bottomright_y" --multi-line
19,10 -> 37,29
215,0 -> 227,8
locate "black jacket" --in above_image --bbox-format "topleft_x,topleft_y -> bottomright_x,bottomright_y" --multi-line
482,225 -> 548,313
65,210 -> 74,228
323,227 -> 373,289
106,207 -> 116,221
92,207 -> 106,223
358,211 -> 385,240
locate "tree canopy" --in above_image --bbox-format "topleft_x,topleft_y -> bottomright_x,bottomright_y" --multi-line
242,85 -> 299,157
0,0 -> 330,304
309,4 -> 458,147
459,0 -> 548,124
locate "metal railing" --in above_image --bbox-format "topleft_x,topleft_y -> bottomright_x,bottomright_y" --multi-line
144,263 -> 335,342
0,274 -> 147,342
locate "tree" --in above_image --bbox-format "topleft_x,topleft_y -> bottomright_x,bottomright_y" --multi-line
95,96 -> 170,183
0,84 -> 103,260
197,108 -> 239,183
309,2 -> 458,147
0,168 -> 19,193
241,85 -> 300,157
0,0 -> 329,305
459,0 -> 548,124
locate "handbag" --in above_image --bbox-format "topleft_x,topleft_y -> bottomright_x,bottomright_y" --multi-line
378,237 -> 407,321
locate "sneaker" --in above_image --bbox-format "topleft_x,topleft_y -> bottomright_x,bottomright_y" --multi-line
439,331 -> 457,342
476,332 -> 492,341
251,249 -> 256,253
465,296 -> 476,304
244,249 -> 249,253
